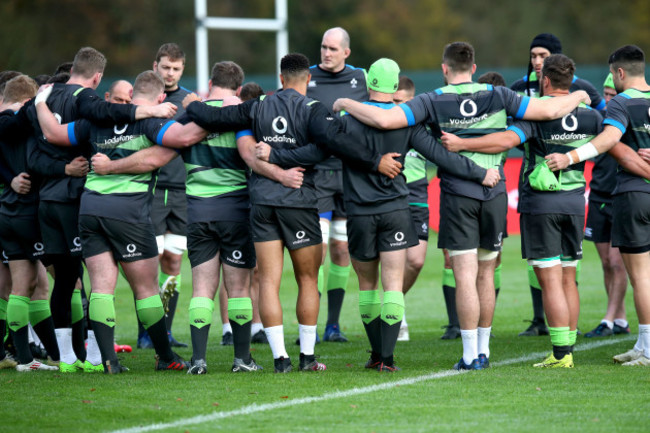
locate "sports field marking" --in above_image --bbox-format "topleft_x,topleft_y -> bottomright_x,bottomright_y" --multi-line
108,336 -> 635,433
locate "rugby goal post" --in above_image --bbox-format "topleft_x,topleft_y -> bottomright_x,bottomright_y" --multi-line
194,0 -> 289,94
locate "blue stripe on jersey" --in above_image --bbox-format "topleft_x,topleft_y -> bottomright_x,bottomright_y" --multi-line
319,210 -> 333,221
572,75 -> 578,83
603,118 -> 626,134
507,125 -> 527,144
156,120 -> 176,145
515,96 -> 531,119
68,122 -> 78,146
400,104 -> 416,126
619,93 -> 632,99
344,64 -> 364,71
236,129 -> 254,139
595,99 -> 606,111
365,101 -> 395,109
434,89 -> 443,95
487,84 -> 494,91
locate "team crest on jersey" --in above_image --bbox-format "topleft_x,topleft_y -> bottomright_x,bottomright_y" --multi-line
350,78 -> 358,89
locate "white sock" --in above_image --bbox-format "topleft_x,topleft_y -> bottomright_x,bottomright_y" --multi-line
601,320 -> 614,329
639,324 -> 650,358
633,333 -> 643,352
222,322 -> 232,335
460,328 -> 478,365
614,318 -> 628,329
28,324 -> 37,344
477,327 -> 491,358
401,313 -> 408,328
264,325 -> 288,359
299,324 -> 317,356
55,328 -> 77,364
251,322 -> 263,336
86,330 -> 102,365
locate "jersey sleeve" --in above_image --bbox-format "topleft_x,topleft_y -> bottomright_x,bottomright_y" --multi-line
409,124 -> 487,183
141,118 -> 176,145
27,135 -> 67,177
76,88 -> 136,125
186,99 -> 256,132
69,119 -> 92,146
507,119 -> 533,144
268,143 -> 328,167
307,104 -> 381,172
602,96 -> 629,134
496,87 -> 531,120
401,93 -> 432,127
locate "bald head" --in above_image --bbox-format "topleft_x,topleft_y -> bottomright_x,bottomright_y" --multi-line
320,27 -> 351,73
105,80 -> 133,104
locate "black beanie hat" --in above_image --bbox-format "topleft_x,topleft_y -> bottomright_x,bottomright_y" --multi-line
530,33 -> 562,54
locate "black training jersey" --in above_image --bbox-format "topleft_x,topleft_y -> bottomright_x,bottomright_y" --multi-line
0,110 -> 40,216
509,100 -> 603,215
156,86 -> 192,190
402,82 -> 529,201
70,117 -> 173,223
26,83 -> 90,203
186,89 -> 382,209
178,100 -> 249,225
308,64 -> 368,171
268,101 -> 487,216
511,72 -> 606,111
603,88 -> 650,194
589,153 -> 618,203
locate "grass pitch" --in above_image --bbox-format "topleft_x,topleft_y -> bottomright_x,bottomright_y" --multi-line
2,235 -> 648,433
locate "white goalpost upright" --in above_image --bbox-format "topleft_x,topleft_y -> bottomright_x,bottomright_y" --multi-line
194,0 -> 289,94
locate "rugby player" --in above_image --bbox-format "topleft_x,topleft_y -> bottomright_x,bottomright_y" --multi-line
334,42 -> 590,370
583,73 -> 631,338
307,27 -> 369,342
546,45 -> 650,366
183,53 -> 401,372
260,58 -> 499,371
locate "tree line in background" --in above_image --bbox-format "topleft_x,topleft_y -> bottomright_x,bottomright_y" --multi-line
2,0 -> 649,81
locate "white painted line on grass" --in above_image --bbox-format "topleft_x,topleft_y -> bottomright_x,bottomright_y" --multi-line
108,336 -> 635,433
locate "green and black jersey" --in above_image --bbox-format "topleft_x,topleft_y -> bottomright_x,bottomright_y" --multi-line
68,117 -> 174,223
511,72 -> 606,111
402,82 -> 529,201
403,150 -> 428,206
603,88 -> 650,194
156,86 -> 192,190
179,99 -> 249,224
509,99 -> 603,215
308,64 -> 368,171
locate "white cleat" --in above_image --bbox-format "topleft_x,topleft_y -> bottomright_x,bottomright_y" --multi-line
397,325 -> 410,342
16,360 -> 59,372
621,355 -> 650,366
613,348 -> 643,363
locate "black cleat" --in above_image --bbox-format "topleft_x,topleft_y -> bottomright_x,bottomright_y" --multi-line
187,358 -> 207,375
104,359 -> 129,374
299,353 -> 326,371
441,325 -> 461,340
518,318 -> 549,337
221,332 -> 234,346
232,357 -> 263,372
377,362 -> 400,372
584,323 -> 613,338
364,351 -> 381,369
273,356 -> 292,373
613,323 -> 631,334
251,330 -> 269,344
155,352 -> 188,371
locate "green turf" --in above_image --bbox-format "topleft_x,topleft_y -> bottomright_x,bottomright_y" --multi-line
3,235 -> 648,433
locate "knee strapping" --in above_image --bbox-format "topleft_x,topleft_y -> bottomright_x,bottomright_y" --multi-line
527,258 -> 561,268
163,233 -> 187,255
477,249 -> 499,261
331,219 -> 348,242
447,248 -> 477,257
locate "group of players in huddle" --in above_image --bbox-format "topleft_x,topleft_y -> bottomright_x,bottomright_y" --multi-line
0,28 -> 649,375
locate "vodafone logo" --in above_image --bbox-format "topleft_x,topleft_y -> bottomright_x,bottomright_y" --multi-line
73,237 -> 81,247
34,243 -> 44,252
561,114 -> 578,132
126,244 -> 137,253
394,232 -> 405,242
114,124 -> 128,135
296,231 -> 306,240
272,116 -> 288,134
460,99 -> 478,117
232,250 -> 242,260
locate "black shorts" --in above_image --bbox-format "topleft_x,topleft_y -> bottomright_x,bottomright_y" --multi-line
250,205 -> 322,250
187,220 -> 255,269
315,169 -> 346,218
409,206 -> 430,241
584,200 -> 612,243
79,215 -> 159,262
0,214 -> 46,261
151,188 -> 187,236
347,209 -> 419,261
520,213 -> 584,260
39,201 -> 82,257
611,192 -> 650,253
438,192 -> 507,251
